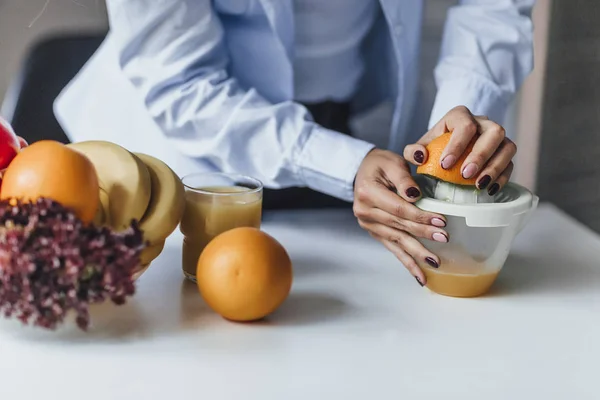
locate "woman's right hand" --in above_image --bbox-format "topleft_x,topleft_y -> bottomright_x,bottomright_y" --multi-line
353,149 -> 448,286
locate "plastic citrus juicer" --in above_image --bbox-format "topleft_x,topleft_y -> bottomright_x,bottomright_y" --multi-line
413,134 -> 539,298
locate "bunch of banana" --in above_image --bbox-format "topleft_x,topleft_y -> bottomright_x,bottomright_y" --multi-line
67,141 -> 185,278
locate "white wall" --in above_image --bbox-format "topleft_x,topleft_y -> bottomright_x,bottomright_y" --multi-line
0,0 -> 108,100
512,0 -> 552,191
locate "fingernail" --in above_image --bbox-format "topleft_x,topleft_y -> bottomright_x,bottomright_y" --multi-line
478,175 -> 492,190
488,183 -> 500,196
431,218 -> 446,227
426,257 -> 439,268
441,155 -> 456,169
415,276 -> 425,287
406,187 -> 421,199
432,232 -> 449,243
414,150 -> 424,164
462,163 -> 478,179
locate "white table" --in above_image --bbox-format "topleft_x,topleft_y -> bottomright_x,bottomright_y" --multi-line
1,204 -> 599,399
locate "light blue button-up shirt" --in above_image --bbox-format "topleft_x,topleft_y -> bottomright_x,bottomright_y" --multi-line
54,0 -> 535,202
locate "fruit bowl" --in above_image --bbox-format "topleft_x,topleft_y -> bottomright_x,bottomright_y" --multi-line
0,133 -> 184,332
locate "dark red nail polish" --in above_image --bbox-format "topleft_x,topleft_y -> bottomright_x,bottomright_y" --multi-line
488,183 -> 500,196
426,257 -> 439,268
414,150 -> 424,164
478,175 -> 491,190
415,276 -> 425,287
406,187 -> 421,198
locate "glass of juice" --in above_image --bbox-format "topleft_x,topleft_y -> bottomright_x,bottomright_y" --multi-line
179,172 -> 263,281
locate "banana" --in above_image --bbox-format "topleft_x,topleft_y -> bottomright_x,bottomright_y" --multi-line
66,141 -> 184,279
134,153 -> 185,245
133,241 -> 166,280
68,141 -> 152,231
139,240 -> 166,265
92,187 -> 110,226
133,264 -> 151,281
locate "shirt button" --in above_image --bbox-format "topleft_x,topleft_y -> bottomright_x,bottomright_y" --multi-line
394,23 -> 404,35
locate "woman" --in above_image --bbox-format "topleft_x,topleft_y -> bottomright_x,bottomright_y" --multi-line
54,0 -> 535,284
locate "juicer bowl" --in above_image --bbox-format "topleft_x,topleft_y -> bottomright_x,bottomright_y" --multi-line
414,176 -> 539,297
415,216 -> 511,297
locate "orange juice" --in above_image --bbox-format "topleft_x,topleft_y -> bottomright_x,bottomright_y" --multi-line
180,186 -> 262,280
420,245 -> 500,297
423,268 -> 499,297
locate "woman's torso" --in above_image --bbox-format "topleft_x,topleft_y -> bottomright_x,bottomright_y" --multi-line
292,0 -> 380,104
54,0 -> 425,178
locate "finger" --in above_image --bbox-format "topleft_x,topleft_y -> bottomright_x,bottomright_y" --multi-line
383,240 -> 427,286
369,231 -> 426,285
416,114 -> 448,146
487,161 -> 514,196
366,221 -> 445,264
364,185 -> 447,227
366,207 -> 448,241
381,158 -> 424,203
460,119 -> 506,180
369,227 -> 439,287
440,106 -> 479,170
475,138 -> 517,190
366,222 -> 442,281
416,106 -> 480,150
403,143 -> 428,166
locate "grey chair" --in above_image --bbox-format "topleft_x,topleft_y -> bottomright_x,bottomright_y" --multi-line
0,31 -> 350,210
1,32 -> 106,144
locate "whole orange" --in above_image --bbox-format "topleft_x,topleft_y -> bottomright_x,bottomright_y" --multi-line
416,132 -> 479,186
196,227 -> 293,322
1,140 -> 99,223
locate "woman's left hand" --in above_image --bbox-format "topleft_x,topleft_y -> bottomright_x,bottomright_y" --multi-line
403,105 -> 517,195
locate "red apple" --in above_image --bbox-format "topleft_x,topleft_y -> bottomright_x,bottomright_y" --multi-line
0,117 -> 21,170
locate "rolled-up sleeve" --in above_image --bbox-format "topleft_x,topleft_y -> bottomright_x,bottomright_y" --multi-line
106,0 -> 374,202
428,0 -> 535,128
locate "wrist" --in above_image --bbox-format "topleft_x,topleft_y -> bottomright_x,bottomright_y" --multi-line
353,147 -> 378,190
295,124 -> 375,201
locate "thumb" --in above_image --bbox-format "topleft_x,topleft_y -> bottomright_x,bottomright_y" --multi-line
403,143 -> 428,166
383,156 -> 422,203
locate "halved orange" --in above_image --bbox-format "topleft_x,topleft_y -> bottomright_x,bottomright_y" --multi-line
416,132 -> 478,186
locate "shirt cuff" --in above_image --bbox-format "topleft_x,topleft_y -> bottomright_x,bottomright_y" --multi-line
295,124 -> 376,202
428,77 -> 510,130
